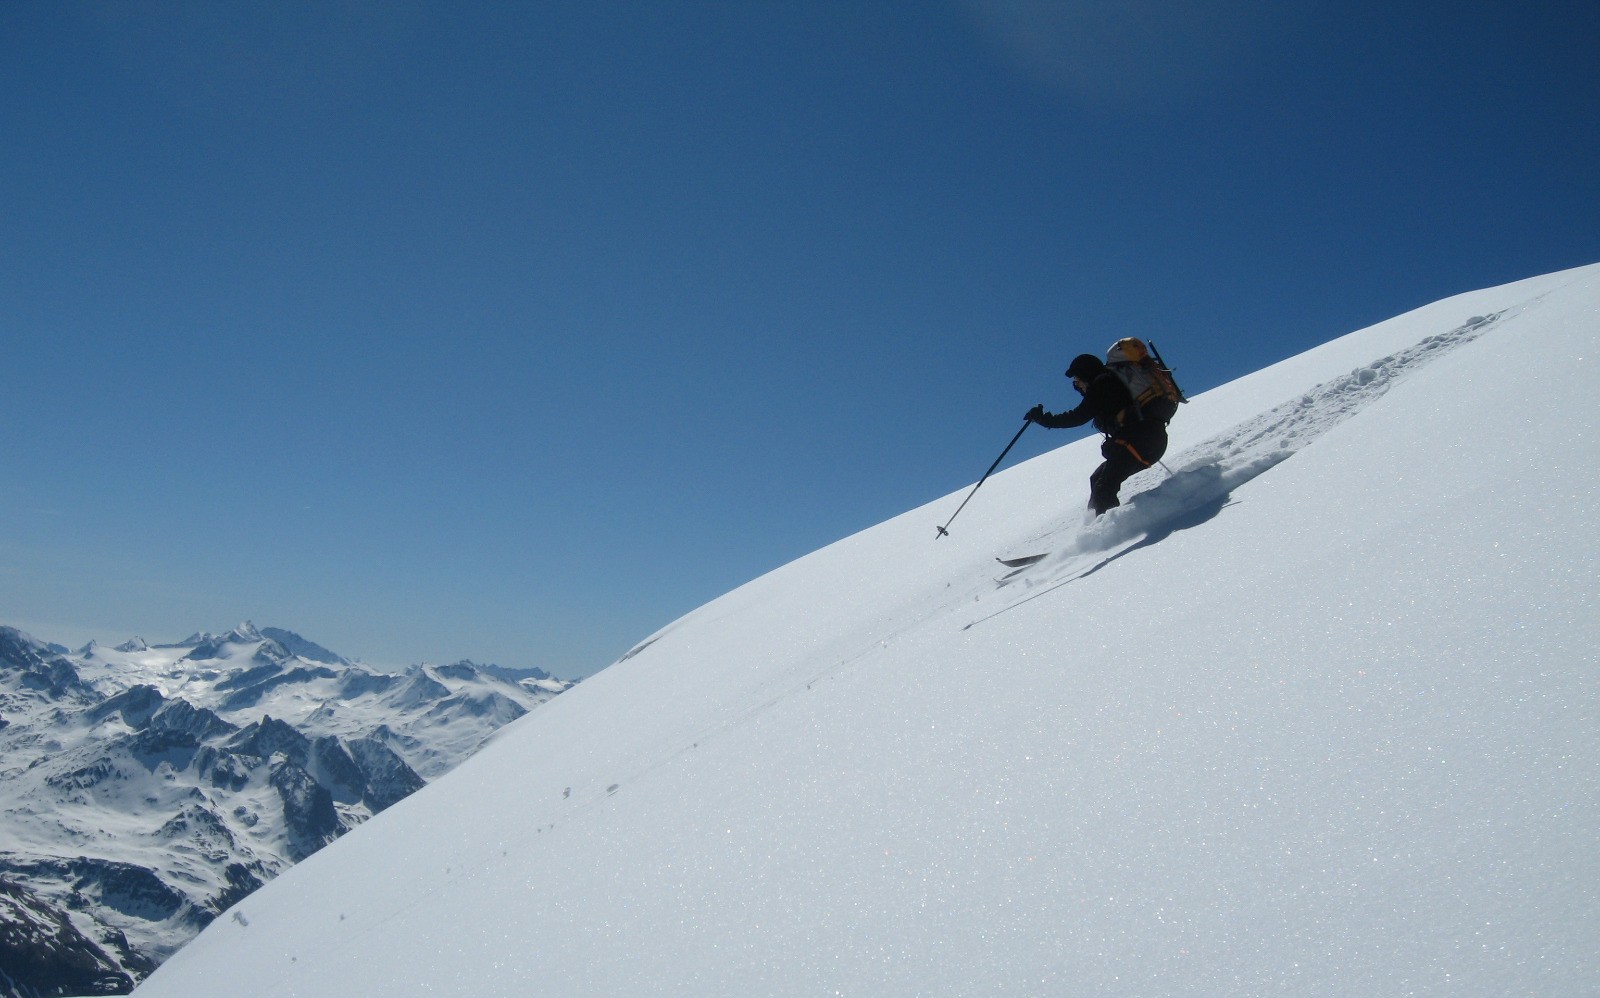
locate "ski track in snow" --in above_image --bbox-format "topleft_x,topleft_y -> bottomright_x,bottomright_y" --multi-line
676,311 -> 1520,719
972,310 -> 1512,620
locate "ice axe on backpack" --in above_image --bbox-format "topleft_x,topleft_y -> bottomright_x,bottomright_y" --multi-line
936,419 -> 1031,539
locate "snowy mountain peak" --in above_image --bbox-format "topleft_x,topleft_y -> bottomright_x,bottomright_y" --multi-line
86,684 -> 166,728
259,627 -> 348,666
0,626 -> 46,666
179,624 -> 291,667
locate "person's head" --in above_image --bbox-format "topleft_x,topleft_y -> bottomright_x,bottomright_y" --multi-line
1065,354 -> 1104,393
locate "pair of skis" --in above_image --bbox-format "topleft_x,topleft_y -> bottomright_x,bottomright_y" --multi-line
994,552 -> 1046,584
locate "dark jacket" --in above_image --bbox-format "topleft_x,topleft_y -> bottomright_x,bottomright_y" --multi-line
1033,357 -> 1168,467
1033,369 -> 1133,436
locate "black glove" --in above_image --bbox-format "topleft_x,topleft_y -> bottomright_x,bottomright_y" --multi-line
1025,404 -> 1046,424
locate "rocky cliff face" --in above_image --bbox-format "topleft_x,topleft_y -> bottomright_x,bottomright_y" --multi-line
0,623 -> 571,996
0,877 -> 146,997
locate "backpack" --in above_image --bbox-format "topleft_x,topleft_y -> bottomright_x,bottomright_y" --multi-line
1105,337 -> 1186,425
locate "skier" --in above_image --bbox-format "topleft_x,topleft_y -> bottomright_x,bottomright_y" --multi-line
1025,353 -> 1169,515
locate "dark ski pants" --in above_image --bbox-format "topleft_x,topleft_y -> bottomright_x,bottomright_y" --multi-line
1088,430 -> 1167,515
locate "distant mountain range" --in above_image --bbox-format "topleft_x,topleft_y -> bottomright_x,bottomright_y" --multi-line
0,622 -> 572,996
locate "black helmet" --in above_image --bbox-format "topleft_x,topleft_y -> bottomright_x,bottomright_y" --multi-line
1065,354 -> 1105,381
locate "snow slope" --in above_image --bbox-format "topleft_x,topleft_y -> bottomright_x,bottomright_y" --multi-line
134,264 -> 1599,996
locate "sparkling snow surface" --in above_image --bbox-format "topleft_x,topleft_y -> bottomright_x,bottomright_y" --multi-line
136,265 -> 1599,996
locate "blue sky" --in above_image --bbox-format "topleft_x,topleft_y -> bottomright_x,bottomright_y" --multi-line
3,1 -> 1596,677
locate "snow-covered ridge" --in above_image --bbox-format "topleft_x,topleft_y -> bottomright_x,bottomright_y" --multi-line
124,263 -> 1600,995
0,623 -> 573,995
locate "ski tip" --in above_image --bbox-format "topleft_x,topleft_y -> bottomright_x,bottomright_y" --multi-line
996,553 -> 1047,568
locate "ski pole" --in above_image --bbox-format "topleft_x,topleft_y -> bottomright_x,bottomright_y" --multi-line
936,419 -> 1031,539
